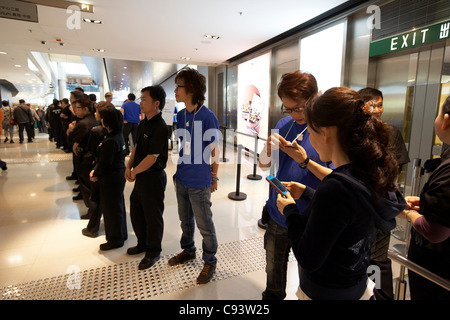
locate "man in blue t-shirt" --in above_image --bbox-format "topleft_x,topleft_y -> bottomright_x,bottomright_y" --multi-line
170,68 -> 220,285
258,71 -> 334,300
121,93 -> 141,155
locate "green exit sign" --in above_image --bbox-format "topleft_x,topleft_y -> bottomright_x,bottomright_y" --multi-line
369,20 -> 450,57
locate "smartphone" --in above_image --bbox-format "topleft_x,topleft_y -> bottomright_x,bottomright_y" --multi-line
266,174 -> 289,198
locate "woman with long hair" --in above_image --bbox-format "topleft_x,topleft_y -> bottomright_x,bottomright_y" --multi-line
277,87 -> 406,300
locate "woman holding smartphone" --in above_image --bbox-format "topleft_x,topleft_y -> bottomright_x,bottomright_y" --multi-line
277,87 -> 406,300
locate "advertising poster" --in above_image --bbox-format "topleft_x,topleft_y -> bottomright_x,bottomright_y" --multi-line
237,52 -> 271,154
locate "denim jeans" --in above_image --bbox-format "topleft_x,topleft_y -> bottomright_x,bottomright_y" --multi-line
174,177 -> 217,267
262,217 -> 291,300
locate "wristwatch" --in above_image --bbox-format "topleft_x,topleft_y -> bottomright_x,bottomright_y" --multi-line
299,157 -> 310,169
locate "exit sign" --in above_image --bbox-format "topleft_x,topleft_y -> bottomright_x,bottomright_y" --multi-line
369,20 -> 450,57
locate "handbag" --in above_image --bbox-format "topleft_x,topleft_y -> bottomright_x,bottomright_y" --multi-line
9,107 -> 17,125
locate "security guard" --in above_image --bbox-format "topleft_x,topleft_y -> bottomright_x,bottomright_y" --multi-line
125,85 -> 168,270
68,97 -> 99,219
90,107 -> 128,251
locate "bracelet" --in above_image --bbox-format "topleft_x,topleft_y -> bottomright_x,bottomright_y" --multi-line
212,177 -> 219,183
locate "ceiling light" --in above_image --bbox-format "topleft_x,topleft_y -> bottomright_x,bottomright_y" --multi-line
94,49 -> 105,52
14,64 -> 21,67
123,67 -> 127,69
83,18 -> 102,24
204,34 -> 220,40
0,51 -> 7,55
180,57 -> 191,60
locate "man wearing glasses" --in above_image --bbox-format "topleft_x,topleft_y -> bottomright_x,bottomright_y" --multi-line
258,71 -> 334,300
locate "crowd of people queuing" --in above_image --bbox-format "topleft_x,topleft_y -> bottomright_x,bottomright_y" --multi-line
1,67 -> 449,299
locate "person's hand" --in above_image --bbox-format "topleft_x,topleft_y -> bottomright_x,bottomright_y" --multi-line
278,135 -> 307,164
405,196 -> 420,211
89,170 -> 98,182
125,167 -> 135,182
282,181 -> 305,199
267,133 -> 281,152
211,180 -> 218,193
277,192 -> 295,215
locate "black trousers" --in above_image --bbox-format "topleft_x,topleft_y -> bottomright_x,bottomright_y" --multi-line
123,122 -> 138,154
99,169 -> 127,244
369,230 -> 394,300
77,157 -> 101,232
130,170 -> 167,257
18,122 -> 33,142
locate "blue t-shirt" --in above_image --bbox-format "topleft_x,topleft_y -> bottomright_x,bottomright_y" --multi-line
266,116 -> 334,228
174,106 -> 219,188
121,101 -> 141,123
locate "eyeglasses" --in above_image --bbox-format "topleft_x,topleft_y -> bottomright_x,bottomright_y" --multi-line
280,97 -> 311,114
175,85 -> 185,89
280,104 -> 304,114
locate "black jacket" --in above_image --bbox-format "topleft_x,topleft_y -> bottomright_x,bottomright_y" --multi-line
284,164 -> 406,299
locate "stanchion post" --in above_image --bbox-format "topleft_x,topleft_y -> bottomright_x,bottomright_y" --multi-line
220,126 -> 229,163
228,144 -> 247,201
247,135 -> 262,180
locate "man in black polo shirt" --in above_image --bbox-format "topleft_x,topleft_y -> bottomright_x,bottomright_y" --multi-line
125,85 -> 168,270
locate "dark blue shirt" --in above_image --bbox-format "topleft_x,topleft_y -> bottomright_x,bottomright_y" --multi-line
266,116 -> 333,228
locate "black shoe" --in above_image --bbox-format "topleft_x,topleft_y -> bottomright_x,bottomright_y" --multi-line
66,174 -> 77,180
138,254 -> 161,270
82,228 -> 98,238
127,245 -> 147,255
19,141 -> 23,144
80,213 -> 90,219
100,242 -> 124,251
4,137 -> 8,143
72,186 -> 80,192
168,250 -> 196,266
72,193 -> 82,200
10,140 -> 14,143
1,165 -> 7,171
197,264 -> 216,284
28,139 -> 33,143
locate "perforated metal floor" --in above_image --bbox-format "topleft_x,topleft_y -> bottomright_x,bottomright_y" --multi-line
1,236 -> 295,300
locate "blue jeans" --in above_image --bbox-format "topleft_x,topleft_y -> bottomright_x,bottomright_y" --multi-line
263,217 -> 291,300
174,177 -> 217,267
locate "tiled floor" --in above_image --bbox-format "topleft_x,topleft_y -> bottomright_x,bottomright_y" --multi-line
0,131 -> 407,300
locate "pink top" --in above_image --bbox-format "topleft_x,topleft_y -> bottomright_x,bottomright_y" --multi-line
414,216 -> 450,244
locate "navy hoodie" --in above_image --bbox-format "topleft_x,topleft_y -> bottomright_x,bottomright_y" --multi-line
284,164 -> 406,300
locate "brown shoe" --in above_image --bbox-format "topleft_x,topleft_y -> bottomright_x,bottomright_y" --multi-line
168,250 -> 196,266
197,264 -> 215,284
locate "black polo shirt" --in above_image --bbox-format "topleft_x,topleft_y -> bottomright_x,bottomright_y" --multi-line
133,112 -> 168,173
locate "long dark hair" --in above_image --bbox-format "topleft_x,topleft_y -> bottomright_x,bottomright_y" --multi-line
305,87 -> 398,195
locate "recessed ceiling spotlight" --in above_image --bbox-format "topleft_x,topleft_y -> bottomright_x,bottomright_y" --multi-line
83,18 -> 102,24
94,49 -> 105,52
180,57 -> 191,60
0,51 -> 7,55
14,64 -> 21,67
204,34 -> 220,40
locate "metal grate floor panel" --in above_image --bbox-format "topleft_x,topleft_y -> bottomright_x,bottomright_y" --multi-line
1,236 -> 296,300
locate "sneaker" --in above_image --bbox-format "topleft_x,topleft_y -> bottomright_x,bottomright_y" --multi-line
197,264 -> 215,284
168,250 -> 196,266
4,137 -> 8,143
